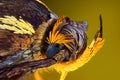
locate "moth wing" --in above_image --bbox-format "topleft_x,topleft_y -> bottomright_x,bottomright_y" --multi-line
0,0 -> 58,69
0,0 -> 58,57
0,0 -> 58,29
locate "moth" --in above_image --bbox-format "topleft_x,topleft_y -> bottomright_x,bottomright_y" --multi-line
0,0 -> 104,80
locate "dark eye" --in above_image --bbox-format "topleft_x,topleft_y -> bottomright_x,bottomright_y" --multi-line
55,44 -> 60,48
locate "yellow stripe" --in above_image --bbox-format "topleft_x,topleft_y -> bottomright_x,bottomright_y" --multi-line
0,16 -> 35,35
47,16 -> 73,51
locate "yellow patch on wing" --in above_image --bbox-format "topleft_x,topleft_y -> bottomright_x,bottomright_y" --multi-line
47,16 -> 73,51
0,16 -> 35,35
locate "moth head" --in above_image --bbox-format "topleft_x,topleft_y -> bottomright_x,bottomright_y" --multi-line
46,16 -> 74,58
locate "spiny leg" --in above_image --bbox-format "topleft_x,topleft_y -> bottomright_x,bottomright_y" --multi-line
60,71 -> 68,80
0,58 -> 57,79
0,50 -> 69,79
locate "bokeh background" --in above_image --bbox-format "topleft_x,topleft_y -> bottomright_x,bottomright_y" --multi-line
27,0 -> 120,80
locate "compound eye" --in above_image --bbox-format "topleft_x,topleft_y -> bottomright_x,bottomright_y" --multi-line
54,44 -> 60,48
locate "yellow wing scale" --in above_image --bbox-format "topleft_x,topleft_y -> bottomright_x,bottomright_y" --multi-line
0,16 -> 35,35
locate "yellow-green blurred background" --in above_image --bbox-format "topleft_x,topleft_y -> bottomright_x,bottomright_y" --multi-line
27,0 -> 120,80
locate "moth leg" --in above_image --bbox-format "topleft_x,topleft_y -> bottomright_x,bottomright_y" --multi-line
0,49 -> 69,79
0,49 -> 33,69
60,71 -> 68,80
0,51 -> 26,69
32,49 -> 69,80
0,58 -> 57,79
53,49 -> 69,62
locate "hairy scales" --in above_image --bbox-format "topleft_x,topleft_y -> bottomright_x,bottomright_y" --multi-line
47,16 -> 87,60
